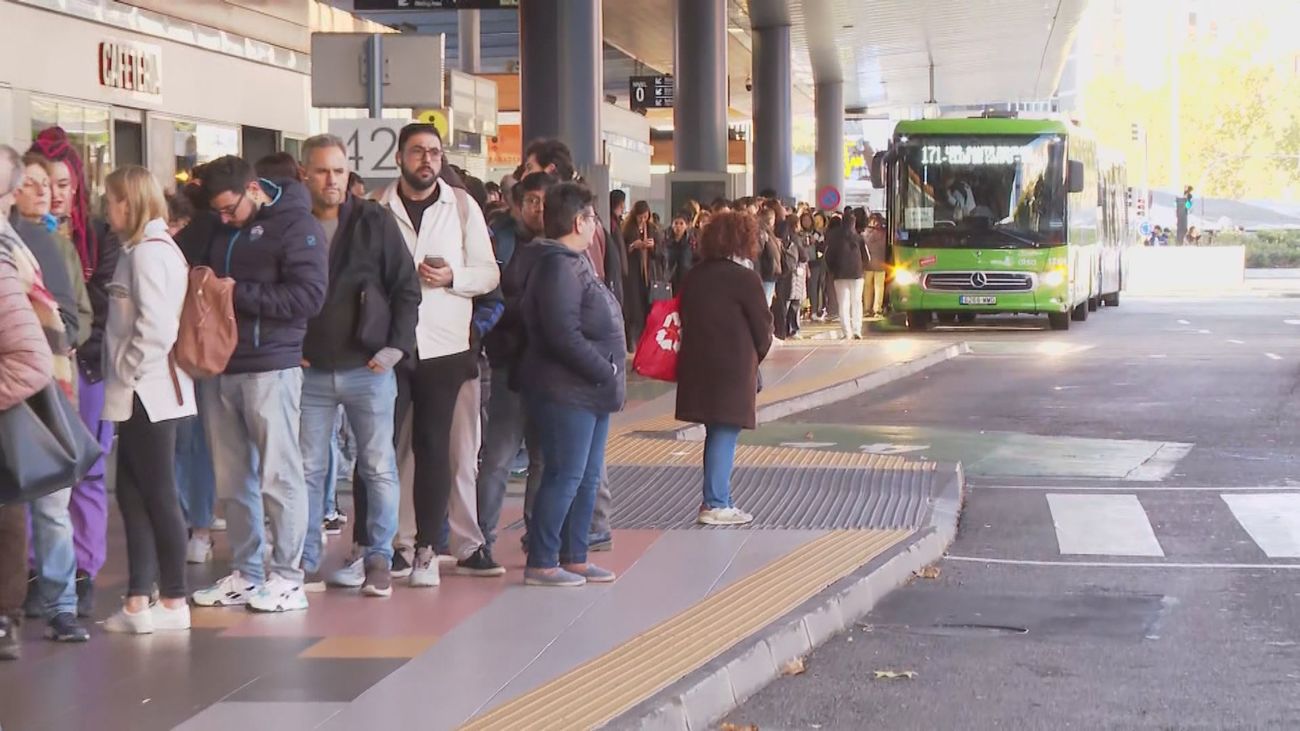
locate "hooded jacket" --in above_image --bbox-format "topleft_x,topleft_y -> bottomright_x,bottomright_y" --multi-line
302,195 -> 420,371
205,178 -> 329,375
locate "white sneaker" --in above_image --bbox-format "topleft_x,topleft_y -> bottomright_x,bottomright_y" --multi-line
210,517 -> 227,532
437,553 -> 458,566
186,536 -> 213,564
104,606 -> 153,634
409,546 -> 440,588
329,546 -> 366,588
192,572 -> 259,607
697,506 -> 756,526
247,575 -> 309,613
153,602 -> 191,631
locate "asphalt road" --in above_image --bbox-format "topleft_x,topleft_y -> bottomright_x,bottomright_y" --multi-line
725,297 -> 1300,730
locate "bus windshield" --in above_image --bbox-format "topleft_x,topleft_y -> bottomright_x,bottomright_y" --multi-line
894,134 -> 1067,248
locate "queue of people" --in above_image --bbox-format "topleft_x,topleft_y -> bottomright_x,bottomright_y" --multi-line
0,122 -> 886,662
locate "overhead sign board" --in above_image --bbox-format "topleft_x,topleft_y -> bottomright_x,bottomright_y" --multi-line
311,33 -> 445,109
353,0 -> 519,9
629,75 -> 673,112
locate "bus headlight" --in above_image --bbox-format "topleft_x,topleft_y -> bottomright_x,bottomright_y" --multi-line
1042,267 -> 1066,287
894,267 -> 918,286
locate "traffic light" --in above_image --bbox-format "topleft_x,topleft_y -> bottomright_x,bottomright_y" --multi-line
1184,185 -> 1194,211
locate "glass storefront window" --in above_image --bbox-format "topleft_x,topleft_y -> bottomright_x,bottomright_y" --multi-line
147,117 -> 239,190
31,97 -> 112,211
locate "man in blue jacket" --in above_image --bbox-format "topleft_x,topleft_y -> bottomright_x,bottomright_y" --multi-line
191,155 -> 328,614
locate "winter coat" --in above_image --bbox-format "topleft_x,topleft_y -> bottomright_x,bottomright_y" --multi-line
10,215 -> 87,348
675,258 -> 773,429
302,195 -> 421,371
518,242 -> 626,414
78,218 -> 122,382
0,255 -> 53,410
825,225 -> 866,281
864,228 -> 889,272
204,178 -> 329,374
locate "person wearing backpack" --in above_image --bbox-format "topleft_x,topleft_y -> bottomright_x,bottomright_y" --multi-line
98,166 -> 195,634
190,156 -> 327,614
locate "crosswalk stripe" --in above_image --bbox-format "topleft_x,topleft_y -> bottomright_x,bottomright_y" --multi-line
1221,494 -> 1300,558
1046,494 -> 1165,557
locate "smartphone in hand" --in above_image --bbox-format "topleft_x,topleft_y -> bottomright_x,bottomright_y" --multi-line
424,255 -> 448,269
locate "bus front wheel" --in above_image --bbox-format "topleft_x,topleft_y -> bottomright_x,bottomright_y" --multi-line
1048,312 -> 1071,331
956,313 -> 976,324
906,311 -> 931,331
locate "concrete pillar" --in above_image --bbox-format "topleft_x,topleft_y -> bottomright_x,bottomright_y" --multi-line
815,81 -> 844,207
458,9 -> 481,73
752,22 -> 792,199
673,0 -> 728,173
518,0 -> 602,168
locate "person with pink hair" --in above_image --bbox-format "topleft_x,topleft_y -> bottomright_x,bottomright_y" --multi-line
27,127 -> 121,617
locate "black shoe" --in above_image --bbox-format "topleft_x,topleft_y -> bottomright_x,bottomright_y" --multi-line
323,515 -> 345,536
23,572 -> 41,619
391,547 -> 413,579
45,612 -> 89,643
0,616 -> 20,660
75,572 -> 94,618
588,533 -> 613,553
455,547 -> 505,577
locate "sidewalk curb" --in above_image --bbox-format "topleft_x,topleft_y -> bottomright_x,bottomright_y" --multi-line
609,463 -> 965,731
675,342 -> 969,442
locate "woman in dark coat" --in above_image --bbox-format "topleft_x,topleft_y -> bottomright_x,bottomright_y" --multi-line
666,213 -> 695,293
675,211 -> 773,526
621,200 -> 665,350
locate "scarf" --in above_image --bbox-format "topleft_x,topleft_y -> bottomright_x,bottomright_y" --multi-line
29,127 -> 97,282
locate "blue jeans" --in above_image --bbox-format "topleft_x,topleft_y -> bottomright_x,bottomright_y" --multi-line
300,367 -> 399,573
476,366 -> 543,549
526,395 -> 610,569
703,424 -> 743,510
175,381 -> 216,530
29,487 -> 77,617
202,368 -> 308,585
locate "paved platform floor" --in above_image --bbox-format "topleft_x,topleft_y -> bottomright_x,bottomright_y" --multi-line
0,340 -> 956,731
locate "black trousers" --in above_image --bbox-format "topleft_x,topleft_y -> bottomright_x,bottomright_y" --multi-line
353,351 -> 471,549
115,397 -> 186,599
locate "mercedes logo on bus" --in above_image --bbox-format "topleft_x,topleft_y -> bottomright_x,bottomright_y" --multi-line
971,272 -> 988,289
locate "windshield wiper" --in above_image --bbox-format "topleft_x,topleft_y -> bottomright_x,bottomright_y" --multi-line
989,227 -> 1041,247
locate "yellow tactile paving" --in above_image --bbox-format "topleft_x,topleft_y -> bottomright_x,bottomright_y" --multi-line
299,635 -> 440,659
605,436 -> 935,471
459,529 -> 911,731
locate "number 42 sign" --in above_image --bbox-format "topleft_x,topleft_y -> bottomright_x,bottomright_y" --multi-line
327,119 -> 403,179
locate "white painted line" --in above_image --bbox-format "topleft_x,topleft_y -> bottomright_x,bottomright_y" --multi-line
1197,329 -> 1212,334
1046,494 -> 1165,557
1284,319 -> 1300,325
945,556 -> 1300,570
1149,354 -> 1167,359
1266,352 -> 1283,361
1222,494 -> 1300,558
1177,319 -> 1191,325
972,484 -> 1300,492
1227,339 -> 1245,345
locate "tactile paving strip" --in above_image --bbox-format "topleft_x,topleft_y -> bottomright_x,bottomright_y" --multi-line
607,464 -> 938,530
458,529 -> 911,731
605,436 -> 929,471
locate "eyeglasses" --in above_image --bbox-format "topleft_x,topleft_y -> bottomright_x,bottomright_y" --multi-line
214,191 -> 246,219
405,146 -> 443,161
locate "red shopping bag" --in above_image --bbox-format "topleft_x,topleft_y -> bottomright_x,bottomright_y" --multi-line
633,297 -> 682,382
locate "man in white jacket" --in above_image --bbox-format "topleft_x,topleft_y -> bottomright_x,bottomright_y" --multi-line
372,124 -> 499,587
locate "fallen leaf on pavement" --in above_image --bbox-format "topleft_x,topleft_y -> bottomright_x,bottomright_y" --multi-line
719,724 -> 759,731
804,431 -> 815,440
914,566 -> 941,579
874,670 -> 918,680
781,657 -> 807,676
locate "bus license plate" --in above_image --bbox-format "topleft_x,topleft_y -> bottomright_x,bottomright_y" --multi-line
960,296 -> 997,305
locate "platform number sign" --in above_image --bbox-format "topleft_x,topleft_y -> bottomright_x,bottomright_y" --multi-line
329,119 -> 403,179
630,75 -> 674,112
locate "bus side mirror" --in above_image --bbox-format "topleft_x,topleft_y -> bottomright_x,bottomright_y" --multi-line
870,152 -> 886,189
1067,160 -> 1085,193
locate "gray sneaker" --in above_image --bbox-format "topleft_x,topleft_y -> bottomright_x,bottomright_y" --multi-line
409,546 -> 440,588
524,567 -> 587,588
328,547 -> 366,588
361,554 -> 393,598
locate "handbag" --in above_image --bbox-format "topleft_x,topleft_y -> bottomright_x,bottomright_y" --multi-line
649,280 -> 673,303
355,281 -> 391,353
633,297 -> 681,382
0,383 -> 103,506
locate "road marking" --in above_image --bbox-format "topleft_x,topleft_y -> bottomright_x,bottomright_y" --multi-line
1149,354 -> 1167,359
1222,494 -> 1300,558
972,484 -> 1300,492
945,556 -> 1300,570
1177,319 -> 1191,325
1197,329 -> 1212,334
1227,339 -> 1245,345
1266,352 -> 1283,361
1284,319 -> 1300,325
1046,494 -> 1164,557
859,443 -> 930,455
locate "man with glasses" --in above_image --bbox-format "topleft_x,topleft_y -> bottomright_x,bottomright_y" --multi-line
190,155 -> 327,613
373,124 -> 499,587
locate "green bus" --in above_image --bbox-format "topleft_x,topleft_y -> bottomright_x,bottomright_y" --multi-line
871,116 -> 1130,331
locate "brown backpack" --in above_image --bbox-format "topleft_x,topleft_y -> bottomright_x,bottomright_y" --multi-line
173,266 -> 237,379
